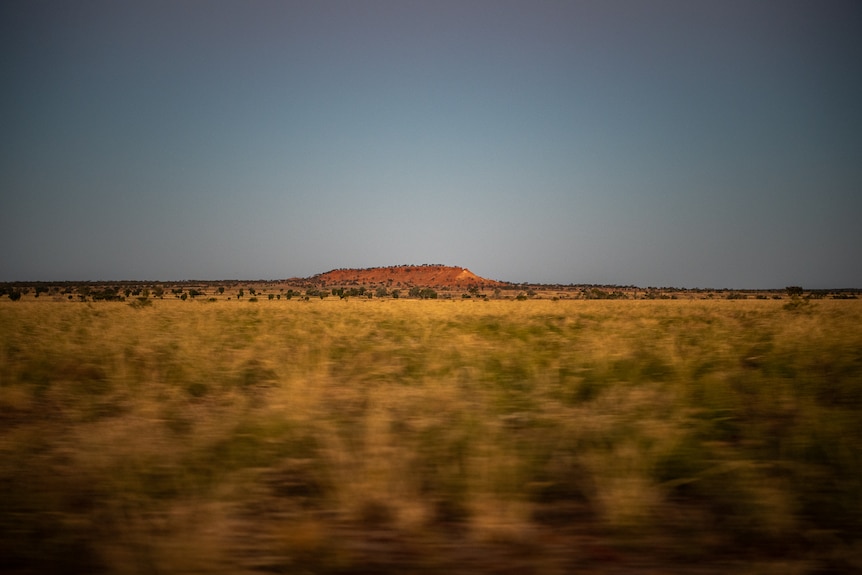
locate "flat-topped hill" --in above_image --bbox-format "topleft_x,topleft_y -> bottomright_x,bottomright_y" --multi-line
309,265 -> 505,289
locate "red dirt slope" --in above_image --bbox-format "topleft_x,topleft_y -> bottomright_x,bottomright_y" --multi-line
310,265 -> 505,289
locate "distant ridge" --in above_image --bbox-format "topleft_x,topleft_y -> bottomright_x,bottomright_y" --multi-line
309,265 -> 505,289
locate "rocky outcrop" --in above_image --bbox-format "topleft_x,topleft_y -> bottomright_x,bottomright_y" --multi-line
309,265 -> 505,288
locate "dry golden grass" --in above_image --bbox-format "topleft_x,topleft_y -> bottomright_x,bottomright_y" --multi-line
1,297 -> 861,573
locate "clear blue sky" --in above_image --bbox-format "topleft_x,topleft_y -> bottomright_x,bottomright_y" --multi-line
2,1 -> 860,288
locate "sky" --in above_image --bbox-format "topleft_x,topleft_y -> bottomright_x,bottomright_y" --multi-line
1,1 -> 860,288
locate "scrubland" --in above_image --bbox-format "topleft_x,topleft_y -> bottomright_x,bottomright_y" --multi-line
1,297 -> 861,574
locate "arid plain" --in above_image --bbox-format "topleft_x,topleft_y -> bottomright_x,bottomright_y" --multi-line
1,271 -> 861,574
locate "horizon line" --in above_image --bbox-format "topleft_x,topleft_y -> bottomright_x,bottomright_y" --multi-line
1,278 -> 860,292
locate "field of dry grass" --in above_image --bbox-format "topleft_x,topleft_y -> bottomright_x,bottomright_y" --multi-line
1,297 -> 861,574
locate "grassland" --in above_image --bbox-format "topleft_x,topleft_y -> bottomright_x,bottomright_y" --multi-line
1,297 -> 861,574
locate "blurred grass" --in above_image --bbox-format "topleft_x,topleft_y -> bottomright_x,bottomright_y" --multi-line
1,298 -> 861,573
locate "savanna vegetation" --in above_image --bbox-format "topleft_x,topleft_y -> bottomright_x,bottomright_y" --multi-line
1,297 -> 860,573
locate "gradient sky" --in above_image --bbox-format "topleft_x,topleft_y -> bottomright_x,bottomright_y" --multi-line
1,1 -> 860,288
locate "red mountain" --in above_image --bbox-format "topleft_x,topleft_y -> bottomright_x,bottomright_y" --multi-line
309,265 -> 505,289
